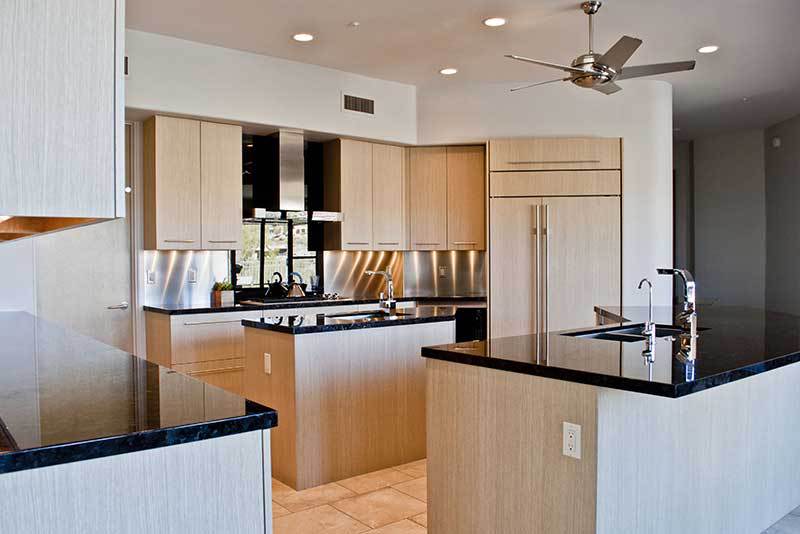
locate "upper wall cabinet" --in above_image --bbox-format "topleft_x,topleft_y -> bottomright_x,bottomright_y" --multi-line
0,0 -> 125,218
408,145 -> 486,251
489,138 -> 621,172
323,139 -> 405,251
143,116 -> 243,250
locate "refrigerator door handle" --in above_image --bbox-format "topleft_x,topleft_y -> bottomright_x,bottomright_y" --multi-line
544,203 -> 550,361
534,204 -> 541,361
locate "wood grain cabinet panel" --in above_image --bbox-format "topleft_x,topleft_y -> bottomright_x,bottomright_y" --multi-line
0,0 -> 123,218
143,116 -> 202,250
323,139 -> 374,250
372,143 -> 406,250
489,137 -> 621,171
408,147 -> 448,250
447,146 -> 486,250
201,122 -> 243,250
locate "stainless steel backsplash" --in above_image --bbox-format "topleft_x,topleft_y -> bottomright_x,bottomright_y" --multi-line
143,250 -> 231,307
324,250 -> 486,298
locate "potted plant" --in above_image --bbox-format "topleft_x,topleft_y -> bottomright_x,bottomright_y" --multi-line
211,280 -> 234,307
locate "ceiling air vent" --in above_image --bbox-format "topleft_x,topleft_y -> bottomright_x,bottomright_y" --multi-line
342,94 -> 375,115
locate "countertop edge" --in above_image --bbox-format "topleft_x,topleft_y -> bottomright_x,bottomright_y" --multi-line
242,313 -> 457,335
0,409 -> 278,475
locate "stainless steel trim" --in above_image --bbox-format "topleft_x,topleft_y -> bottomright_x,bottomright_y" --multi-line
534,205 -> 541,362
207,240 -> 237,244
346,242 -> 370,245
187,365 -> 244,377
544,204 -> 550,359
507,159 -> 601,165
164,239 -> 195,243
415,242 -> 441,246
276,130 -> 305,211
107,301 -> 129,310
377,242 -> 400,245
452,241 -> 477,245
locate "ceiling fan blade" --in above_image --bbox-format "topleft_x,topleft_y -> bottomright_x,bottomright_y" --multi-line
592,82 -> 623,95
505,54 -> 586,75
510,77 -> 570,92
598,36 -> 642,71
616,61 -> 696,80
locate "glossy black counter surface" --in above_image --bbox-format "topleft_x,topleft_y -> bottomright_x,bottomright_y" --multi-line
421,305 -> 800,398
243,306 -> 457,335
0,312 -> 277,474
143,295 -> 486,315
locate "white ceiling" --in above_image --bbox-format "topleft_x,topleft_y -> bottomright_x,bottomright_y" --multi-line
126,0 -> 800,140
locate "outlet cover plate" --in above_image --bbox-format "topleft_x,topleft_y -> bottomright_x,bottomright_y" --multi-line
563,422 -> 582,459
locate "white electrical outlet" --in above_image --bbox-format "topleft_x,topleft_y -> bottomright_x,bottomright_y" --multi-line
187,269 -> 197,284
263,353 -> 272,375
438,265 -> 448,278
563,422 -> 582,459
146,270 -> 156,284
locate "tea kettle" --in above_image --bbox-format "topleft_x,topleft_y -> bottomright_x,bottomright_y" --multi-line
287,272 -> 307,298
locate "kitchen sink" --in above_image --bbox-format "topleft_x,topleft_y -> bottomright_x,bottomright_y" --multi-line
327,310 -> 413,321
563,324 -> 692,343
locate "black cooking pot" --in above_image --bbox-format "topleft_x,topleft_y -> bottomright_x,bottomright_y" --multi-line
266,272 -> 288,299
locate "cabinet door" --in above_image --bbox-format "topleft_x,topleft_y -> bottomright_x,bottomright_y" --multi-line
489,138 -> 621,172
489,197 -> 542,339
372,144 -> 406,250
0,0 -> 120,218
340,140 -> 374,250
541,196 -> 621,332
144,116 -> 202,250
447,146 -> 486,250
408,147 -> 447,250
169,311 -> 262,365
201,122 -> 243,250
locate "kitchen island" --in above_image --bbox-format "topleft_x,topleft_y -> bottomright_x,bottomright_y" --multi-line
243,306 -> 456,490
0,311 -> 277,534
421,305 -> 800,534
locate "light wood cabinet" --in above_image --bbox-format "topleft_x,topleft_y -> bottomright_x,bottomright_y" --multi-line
447,146 -> 486,250
201,122 -> 244,249
323,139 -> 405,250
489,137 -> 621,172
408,147 -> 448,250
372,143 -> 406,250
143,116 -> 243,250
0,0 -> 125,219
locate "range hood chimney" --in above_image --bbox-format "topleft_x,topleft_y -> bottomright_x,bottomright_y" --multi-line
244,130 -> 340,222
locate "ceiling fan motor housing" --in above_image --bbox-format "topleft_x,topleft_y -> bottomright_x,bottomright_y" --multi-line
570,53 -> 616,88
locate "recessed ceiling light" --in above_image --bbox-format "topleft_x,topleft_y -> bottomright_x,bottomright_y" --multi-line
483,17 -> 507,27
292,33 -> 314,42
439,67 -> 458,75
742,96 -> 751,103
348,21 -> 360,28
697,45 -> 719,54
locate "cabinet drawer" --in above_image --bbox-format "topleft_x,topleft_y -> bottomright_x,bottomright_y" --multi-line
173,358 -> 245,397
489,138 -> 621,171
170,311 -> 262,365
490,170 -> 621,197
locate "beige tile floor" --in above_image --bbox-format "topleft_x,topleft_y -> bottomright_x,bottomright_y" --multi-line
272,459 -> 428,534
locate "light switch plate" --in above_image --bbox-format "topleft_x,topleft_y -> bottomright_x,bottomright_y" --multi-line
438,265 -> 448,278
563,422 -> 582,459
146,270 -> 156,284
263,353 -> 272,375
187,269 -> 197,284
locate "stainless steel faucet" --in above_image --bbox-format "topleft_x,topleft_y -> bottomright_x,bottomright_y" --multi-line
365,270 -> 396,310
637,278 -> 656,364
657,268 -> 697,362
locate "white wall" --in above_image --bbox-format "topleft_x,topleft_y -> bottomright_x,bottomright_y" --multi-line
0,239 -> 36,313
417,80 -> 674,306
694,130 -> 765,308
125,30 -> 417,144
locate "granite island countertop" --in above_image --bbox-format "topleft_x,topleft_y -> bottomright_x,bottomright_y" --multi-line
243,305 -> 458,335
421,305 -> 800,398
0,311 -> 277,474
143,295 -> 486,315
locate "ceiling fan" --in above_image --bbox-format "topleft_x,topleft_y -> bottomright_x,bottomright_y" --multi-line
506,0 -> 696,95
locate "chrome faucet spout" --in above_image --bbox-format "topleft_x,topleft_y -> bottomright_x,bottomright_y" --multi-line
365,270 -> 396,310
657,268 -> 698,363
637,278 -> 655,365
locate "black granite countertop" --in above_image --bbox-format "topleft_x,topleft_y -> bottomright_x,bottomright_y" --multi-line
243,306 -> 457,335
143,295 -> 486,315
0,312 -> 277,474
422,305 -> 800,398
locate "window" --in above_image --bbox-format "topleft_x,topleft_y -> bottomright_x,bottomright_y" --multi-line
232,218 -> 321,291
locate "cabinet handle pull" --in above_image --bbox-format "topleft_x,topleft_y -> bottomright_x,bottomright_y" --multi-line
164,239 -> 195,244
183,319 -> 244,326
377,241 -> 399,245
452,241 -> 477,245
507,159 -> 601,164
346,242 -> 370,245
107,301 -> 129,310
208,240 -> 237,244
187,365 -> 244,377
415,242 -> 441,246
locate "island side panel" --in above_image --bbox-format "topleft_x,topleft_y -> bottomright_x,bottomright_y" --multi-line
293,320 -> 455,489
596,362 -> 800,534
426,359 -> 598,534
0,430 -> 269,534
244,329 -> 299,489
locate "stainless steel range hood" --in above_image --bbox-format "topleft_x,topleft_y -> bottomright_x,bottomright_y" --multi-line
244,130 -> 341,222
